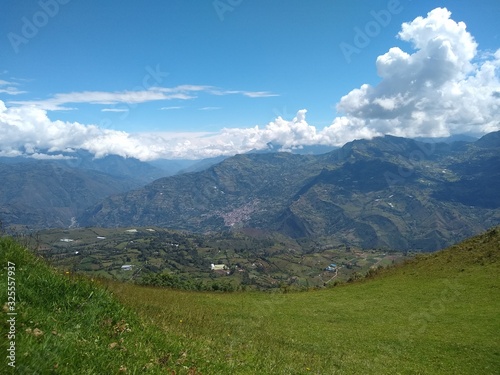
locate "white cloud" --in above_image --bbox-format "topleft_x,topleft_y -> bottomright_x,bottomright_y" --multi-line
101,108 -> 130,113
0,101 -> 326,160
8,85 -> 278,111
9,87 -> 193,111
336,7 -> 500,139
209,89 -> 279,97
1,8 -> 499,161
160,106 -> 183,110
0,79 -> 27,95
27,153 -> 75,160
198,106 -> 221,111
0,87 -> 26,95
242,91 -> 279,98
0,101 -> 151,159
0,149 -> 23,157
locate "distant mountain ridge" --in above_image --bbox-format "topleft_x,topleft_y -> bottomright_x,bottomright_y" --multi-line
80,131 -> 500,251
0,152 -> 169,229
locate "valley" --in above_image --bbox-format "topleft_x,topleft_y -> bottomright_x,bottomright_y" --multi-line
34,227 -> 409,290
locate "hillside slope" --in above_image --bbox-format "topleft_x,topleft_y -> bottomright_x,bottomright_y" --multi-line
0,151 -> 169,229
0,237 -> 190,374
1,227 -> 498,374
106,226 -> 500,374
81,132 -> 500,250
0,161 -> 141,228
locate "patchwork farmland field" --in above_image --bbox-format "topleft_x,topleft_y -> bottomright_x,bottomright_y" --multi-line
34,227 -> 409,290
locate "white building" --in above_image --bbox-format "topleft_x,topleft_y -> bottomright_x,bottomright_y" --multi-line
210,263 -> 228,271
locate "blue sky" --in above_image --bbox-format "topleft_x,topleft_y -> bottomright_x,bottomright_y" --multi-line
1,0 -> 499,159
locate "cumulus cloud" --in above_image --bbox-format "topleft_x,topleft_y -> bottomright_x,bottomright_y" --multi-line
0,102 -> 326,160
0,100 -> 170,160
1,8 -> 499,161
201,8 -> 500,150
336,7 -> 500,139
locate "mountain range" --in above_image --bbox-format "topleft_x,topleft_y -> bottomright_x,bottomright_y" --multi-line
79,131 -> 500,251
0,151 -> 169,229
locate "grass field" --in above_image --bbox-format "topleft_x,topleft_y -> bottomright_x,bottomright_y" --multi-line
1,227 -> 499,374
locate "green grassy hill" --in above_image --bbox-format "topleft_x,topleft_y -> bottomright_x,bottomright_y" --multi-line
0,236 -> 185,374
1,228 -> 499,374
